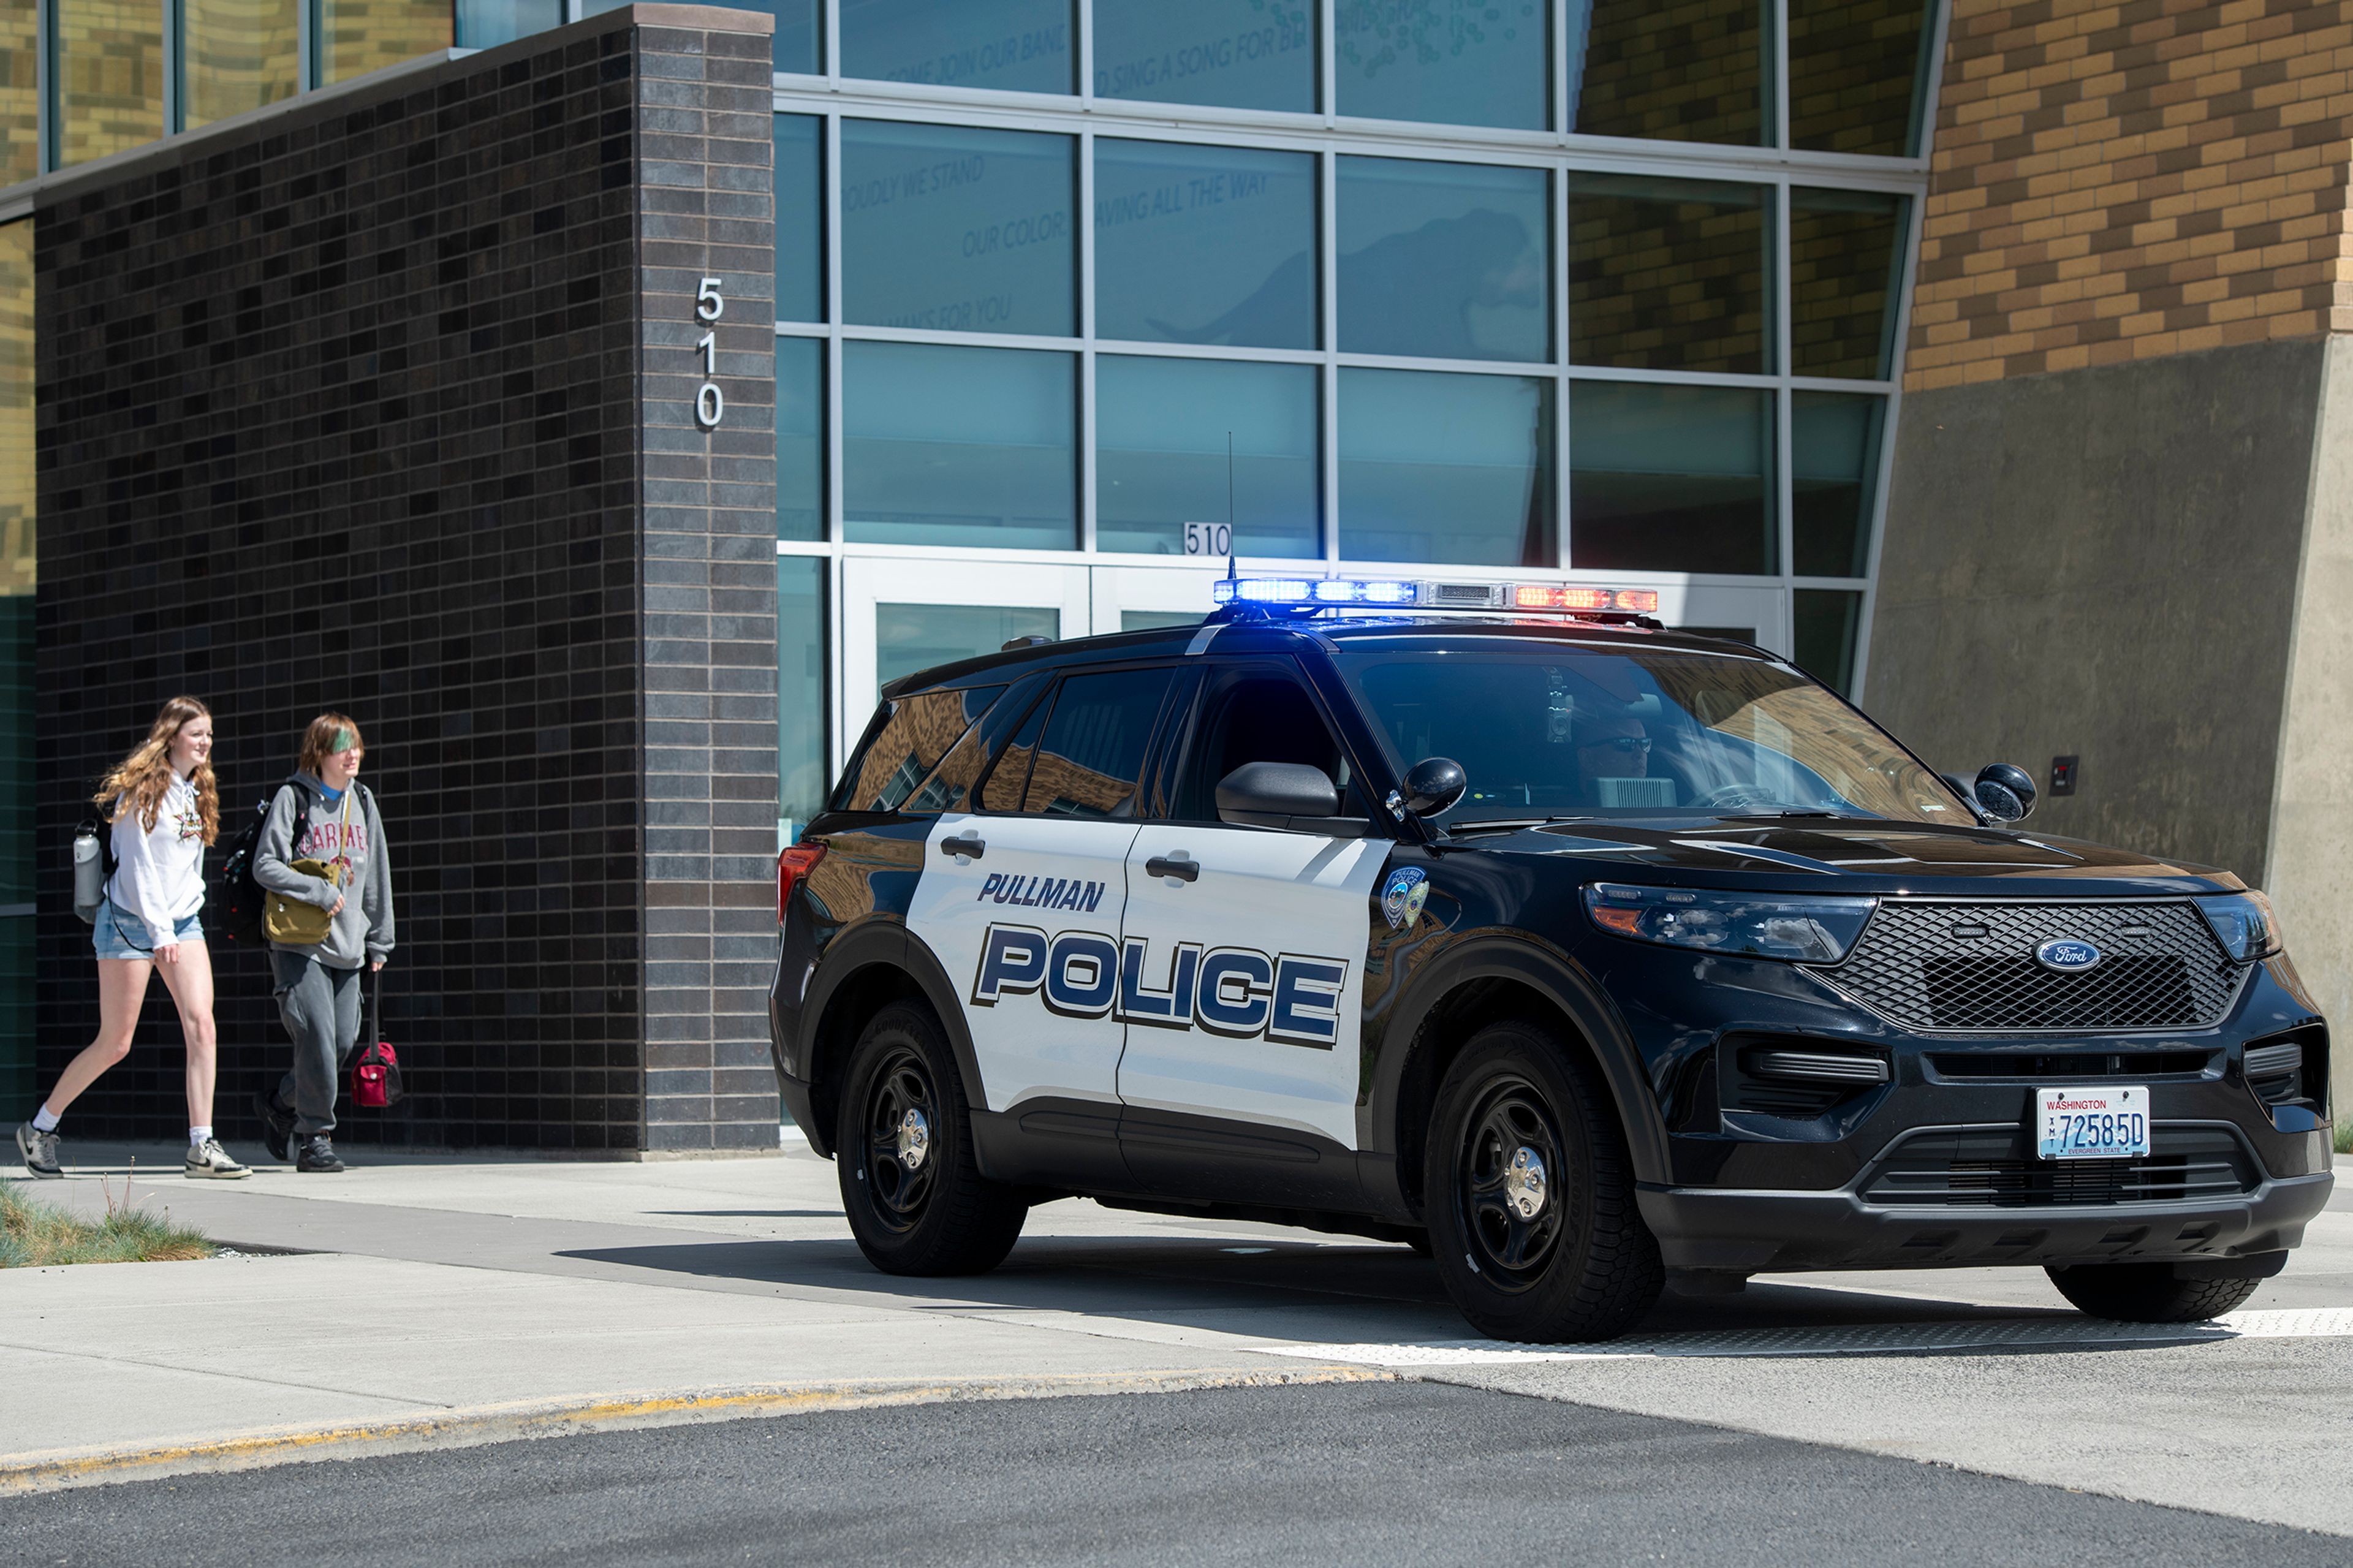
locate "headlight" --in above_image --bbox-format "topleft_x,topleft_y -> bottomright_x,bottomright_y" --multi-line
1584,883 -> 1878,963
2196,891 -> 2282,961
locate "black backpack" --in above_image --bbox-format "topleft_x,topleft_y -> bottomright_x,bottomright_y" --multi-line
218,778 -> 313,947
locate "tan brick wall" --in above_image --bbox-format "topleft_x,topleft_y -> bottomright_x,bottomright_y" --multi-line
1907,0 -> 2353,391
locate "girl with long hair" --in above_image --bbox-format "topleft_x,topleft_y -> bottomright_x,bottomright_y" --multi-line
15,697 -> 249,1179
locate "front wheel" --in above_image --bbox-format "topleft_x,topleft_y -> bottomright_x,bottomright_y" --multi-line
2044,1263 -> 2261,1323
1423,1021 -> 1663,1343
836,1002 -> 1026,1276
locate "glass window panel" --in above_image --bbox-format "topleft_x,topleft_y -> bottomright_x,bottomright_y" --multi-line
878,613 -> 1051,697
1793,392 -> 1883,580
1790,187 -> 1906,380
1024,668 -> 1175,817
2,4 -> 41,185
184,0 -> 300,129
1790,0 -> 1935,157
1569,380 -> 1773,575
1123,610 -> 1200,631
1339,368 -> 1555,567
1793,589 -> 1865,696
1,220 -> 32,887
454,0 -> 560,49
776,337 -> 824,542
1097,357 -> 1318,559
1336,0 -> 1547,131
841,0 -> 1072,93
1338,157 -> 1550,363
1094,139 -> 1316,350
56,0 -> 164,167
1093,0 -> 1314,112
844,341 -> 1075,551
979,686 -> 1053,811
1571,0 -> 1768,146
1568,172 -> 1768,374
841,120 -> 1074,338
775,115 -> 823,324
778,556 -> 828,841
319,0 -> 451,85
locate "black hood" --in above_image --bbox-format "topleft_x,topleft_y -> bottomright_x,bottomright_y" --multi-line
1466,817 -> 2243,898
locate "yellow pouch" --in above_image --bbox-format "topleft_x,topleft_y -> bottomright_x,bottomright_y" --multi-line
264,790 -> 349,945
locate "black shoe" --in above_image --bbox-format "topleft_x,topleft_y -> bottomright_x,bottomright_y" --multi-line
295,1135 -> 346,1173
256,1091 -> 294,1163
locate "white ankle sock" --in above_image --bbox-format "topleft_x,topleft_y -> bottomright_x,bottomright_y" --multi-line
31,1105 -> 59,1134
188,1125 -> 212,1146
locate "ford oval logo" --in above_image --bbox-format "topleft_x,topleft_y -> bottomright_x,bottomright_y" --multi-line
2036,937 -> 2102,972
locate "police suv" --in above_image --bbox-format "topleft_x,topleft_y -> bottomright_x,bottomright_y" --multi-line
770,577 -> 2332,1343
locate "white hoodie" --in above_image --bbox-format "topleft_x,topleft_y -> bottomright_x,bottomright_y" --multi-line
110,773 -> 207,947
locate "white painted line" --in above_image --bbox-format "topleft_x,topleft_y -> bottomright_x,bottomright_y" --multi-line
1253,1308 -> 2353,1366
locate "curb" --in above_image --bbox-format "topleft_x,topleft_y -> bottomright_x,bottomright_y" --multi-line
0,1365 -> 1396,1496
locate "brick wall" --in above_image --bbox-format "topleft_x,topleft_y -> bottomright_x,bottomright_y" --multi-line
1908,0 -> 2353,390
633,15 -> 778,1153
31,5 -> 779,1154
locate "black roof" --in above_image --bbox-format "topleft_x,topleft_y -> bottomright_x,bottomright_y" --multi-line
877,614 -> 1780,701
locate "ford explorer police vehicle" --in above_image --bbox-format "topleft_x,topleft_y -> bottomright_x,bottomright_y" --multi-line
770,578 -> 2332,1343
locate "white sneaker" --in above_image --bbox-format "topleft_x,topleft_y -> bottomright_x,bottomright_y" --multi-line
184,1137 -> 250,1180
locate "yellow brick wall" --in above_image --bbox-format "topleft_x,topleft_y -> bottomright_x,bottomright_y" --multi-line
1908,0 -> 2353,390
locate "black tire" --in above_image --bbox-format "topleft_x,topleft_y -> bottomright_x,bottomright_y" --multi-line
836,1002 -> 1027,1276
1423,1020 -> 1664,1343
2045,1263 -> 2262,1324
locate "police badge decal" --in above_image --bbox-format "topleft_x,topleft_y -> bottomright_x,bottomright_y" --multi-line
1381,866 -> 1430,931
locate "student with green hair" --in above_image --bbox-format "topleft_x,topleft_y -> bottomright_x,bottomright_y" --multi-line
252,713 -> 395,1173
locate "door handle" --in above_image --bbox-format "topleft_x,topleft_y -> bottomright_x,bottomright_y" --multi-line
940,834 -> 985,860
1145,855 -> 1199,883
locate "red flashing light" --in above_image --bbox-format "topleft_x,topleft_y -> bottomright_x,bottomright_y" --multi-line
1511,586 -> 1661,614
778,842 -> 827,925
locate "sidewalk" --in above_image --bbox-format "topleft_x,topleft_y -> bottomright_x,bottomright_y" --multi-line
6,1137 -> 2350,1515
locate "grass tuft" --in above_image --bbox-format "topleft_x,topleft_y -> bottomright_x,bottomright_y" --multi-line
2336,1121 -> 2351,1157
0,1175 -> 216,1267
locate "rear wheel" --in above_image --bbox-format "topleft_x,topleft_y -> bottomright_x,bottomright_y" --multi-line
2044,1263 -> 2261,1323
836,1002 -> 1026,1276
1423,1021 -> 1662,1343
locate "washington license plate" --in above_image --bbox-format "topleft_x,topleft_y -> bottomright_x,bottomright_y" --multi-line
2036,1085 -> 2150,1160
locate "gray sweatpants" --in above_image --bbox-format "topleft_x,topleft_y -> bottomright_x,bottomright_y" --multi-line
269,951 -> 362,1138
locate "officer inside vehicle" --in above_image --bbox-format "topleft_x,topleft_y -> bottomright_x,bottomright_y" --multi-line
1571,706 -> 1658,808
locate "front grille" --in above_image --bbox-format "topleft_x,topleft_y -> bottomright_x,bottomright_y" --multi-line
1862,1126 -> 2256,1207
1929,1049 -> 2213,1080
1819,900 -> 2241,1032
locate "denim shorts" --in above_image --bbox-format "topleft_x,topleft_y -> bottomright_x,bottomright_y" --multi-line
91,897 -> 204,960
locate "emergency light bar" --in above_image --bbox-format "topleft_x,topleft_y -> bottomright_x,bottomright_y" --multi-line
1211,577 -> 1659,616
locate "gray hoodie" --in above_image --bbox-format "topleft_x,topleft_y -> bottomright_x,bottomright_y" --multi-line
253,773 -> 395,969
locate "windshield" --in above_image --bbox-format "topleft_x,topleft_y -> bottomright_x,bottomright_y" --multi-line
1332,642 -> 1965,827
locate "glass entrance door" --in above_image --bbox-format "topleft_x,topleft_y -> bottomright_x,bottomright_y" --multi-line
839,555 -> 1090,767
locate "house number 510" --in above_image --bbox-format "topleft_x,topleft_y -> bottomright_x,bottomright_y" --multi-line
694,276 -> 725,430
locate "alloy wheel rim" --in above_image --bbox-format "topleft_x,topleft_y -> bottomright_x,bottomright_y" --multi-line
863,1048 -> 938,1232
1457,1076 -> 1568,1290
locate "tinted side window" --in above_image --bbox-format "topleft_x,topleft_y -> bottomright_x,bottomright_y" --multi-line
977,686 -> 1055,812
838,685 -> 1007,813
1172,669 -> 1352,821
1021,668 -> 1176,818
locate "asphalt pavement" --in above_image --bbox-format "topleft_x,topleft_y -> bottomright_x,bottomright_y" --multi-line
3,1138 -> 2350,1562
9,1381 -> 2351,1568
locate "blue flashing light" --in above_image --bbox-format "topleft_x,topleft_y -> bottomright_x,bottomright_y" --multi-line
1213,577 -> 1420,608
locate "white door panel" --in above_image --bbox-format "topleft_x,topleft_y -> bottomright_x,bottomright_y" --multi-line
1115,825 -> 1387,1148
907,812 -> 1138,1113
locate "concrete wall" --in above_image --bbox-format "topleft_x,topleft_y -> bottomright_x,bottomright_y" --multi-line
1869,335 -> 2322,881
2265,336 -> 2353,1115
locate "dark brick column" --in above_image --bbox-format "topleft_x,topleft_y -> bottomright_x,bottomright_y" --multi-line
29,5 -> 781,1156
632,7 -> 778,1154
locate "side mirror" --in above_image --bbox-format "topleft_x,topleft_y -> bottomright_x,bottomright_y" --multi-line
1401,756 -> 1467,819
1972,762 -> 2038,823
1216,761 -> 1346,832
